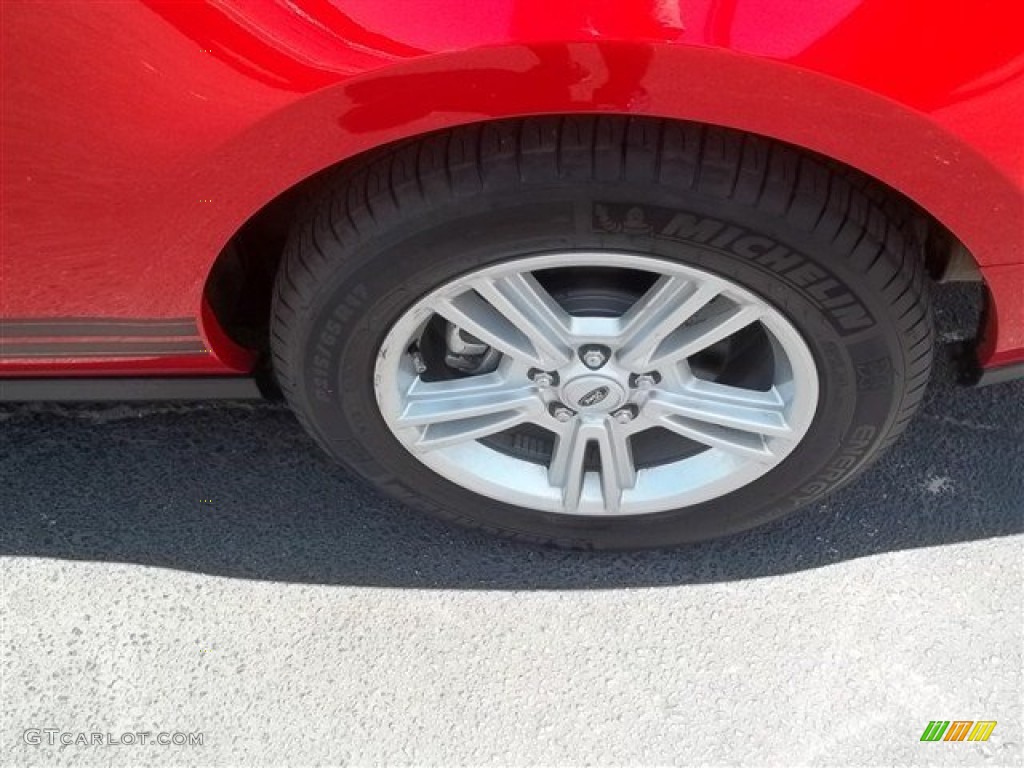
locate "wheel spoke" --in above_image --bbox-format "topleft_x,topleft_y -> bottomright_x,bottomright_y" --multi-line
548,419 -> 638,514
644,379 -> 792,459
430,273 -> 571,369
593,420 -> 637,514
617,276 -> 720,369
548,421 -> 589,514
470,272 -> 573,368
645,303 -> 762,369
397,373 -> 542,451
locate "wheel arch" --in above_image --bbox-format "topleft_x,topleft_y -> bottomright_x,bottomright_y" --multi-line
198,41 -> 1015,367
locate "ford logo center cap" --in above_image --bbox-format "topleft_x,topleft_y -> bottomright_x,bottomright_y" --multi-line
578,386 -> 610,408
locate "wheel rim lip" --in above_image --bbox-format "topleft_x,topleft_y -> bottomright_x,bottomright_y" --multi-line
373,251 -> 820,518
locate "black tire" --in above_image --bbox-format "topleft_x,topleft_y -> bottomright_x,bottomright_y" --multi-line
270,117 -> 933,550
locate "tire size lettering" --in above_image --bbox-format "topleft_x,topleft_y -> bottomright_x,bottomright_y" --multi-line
311,285 -> 369,403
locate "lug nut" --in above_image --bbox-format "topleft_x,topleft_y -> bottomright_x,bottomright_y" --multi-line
549,404 -> 575,422
631,372 -> 661,390
579,345 -> 610,370
529,369 -> 558,388
611,406 -> 638,425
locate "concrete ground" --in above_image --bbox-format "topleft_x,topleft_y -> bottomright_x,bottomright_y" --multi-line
2,285 -> 1021,766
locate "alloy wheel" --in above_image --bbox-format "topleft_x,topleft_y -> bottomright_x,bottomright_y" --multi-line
374,252 -> 819,517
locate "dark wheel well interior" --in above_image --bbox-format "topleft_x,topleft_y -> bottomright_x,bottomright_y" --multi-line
202,116 -> 980,363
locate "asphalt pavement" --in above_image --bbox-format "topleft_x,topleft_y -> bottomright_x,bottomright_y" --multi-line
2,284 -> 1021,766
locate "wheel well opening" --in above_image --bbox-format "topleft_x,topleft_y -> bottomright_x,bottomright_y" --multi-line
202,116 -> 981,361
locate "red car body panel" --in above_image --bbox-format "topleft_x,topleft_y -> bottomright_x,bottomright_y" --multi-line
2,0 -> 1022,377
